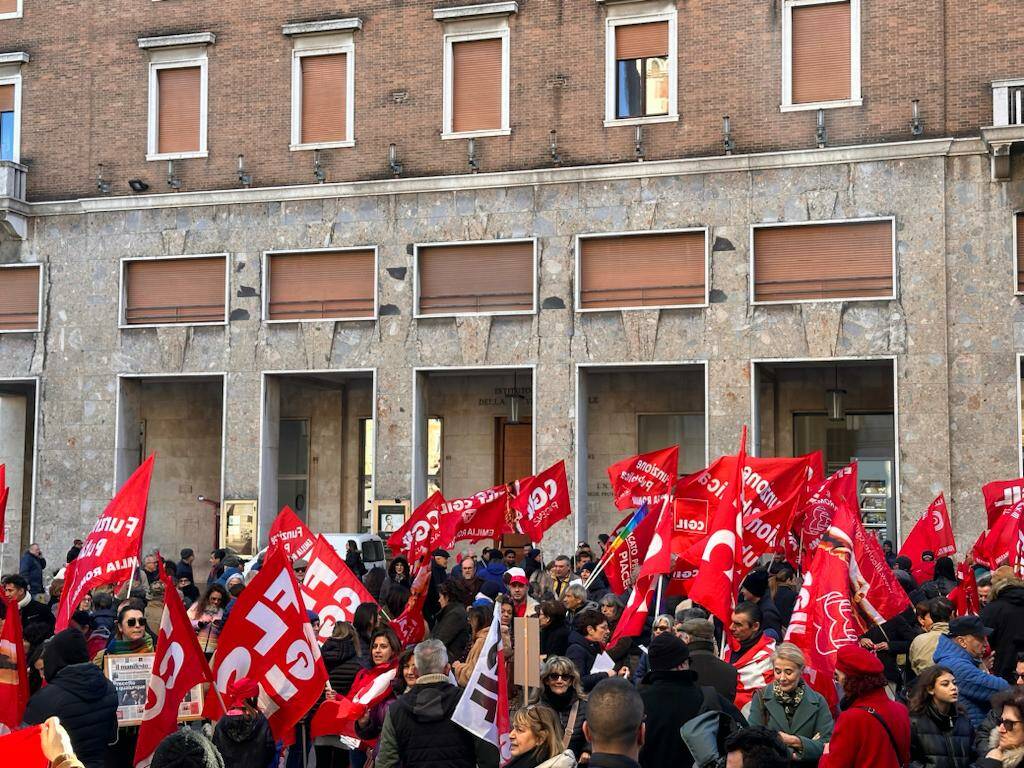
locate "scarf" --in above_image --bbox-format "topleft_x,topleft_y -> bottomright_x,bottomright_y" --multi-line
107,633 -> 155,656
772,680 -> 805,722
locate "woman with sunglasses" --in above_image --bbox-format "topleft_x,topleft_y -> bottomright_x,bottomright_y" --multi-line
972,689 -> 1024,767
908,665 -> 973,768
531,656 -> 589,761
507,704 -> 577,768
632,614 -> 673,685
188,583 -> 229,658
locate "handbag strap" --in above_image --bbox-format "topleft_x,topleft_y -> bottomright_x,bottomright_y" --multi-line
563,700 -> 579,747
854,706 -> 906,768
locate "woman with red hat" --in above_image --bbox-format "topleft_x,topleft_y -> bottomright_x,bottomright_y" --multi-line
820,644 -> 910,768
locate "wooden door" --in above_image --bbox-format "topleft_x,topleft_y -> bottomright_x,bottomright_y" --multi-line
496,418 -> 532,548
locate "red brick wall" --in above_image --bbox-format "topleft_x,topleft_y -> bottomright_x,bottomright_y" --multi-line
0,0 -> 1002,202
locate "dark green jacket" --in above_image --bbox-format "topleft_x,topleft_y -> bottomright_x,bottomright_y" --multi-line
747,683 -> 834,765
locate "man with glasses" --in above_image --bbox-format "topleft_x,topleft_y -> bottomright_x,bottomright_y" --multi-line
933,615 -> 1010,726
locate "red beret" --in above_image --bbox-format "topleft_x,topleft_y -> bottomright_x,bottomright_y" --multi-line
835,643 -> 884,676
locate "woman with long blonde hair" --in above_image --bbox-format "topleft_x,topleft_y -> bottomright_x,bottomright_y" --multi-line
507,704 -> 577,768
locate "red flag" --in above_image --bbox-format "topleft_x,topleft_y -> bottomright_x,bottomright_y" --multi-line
440,486 -> 514,544
56,455 -> 154,631
310,661 -> 399,740
635,498 -> 675,582
387,491 -> 453,564
971,531 -> 992,569
511,460 -> 572,542
0,595 -> 28,730
206,546 -> 328,740
898,494 -> 956,581
980,498 -> 1024,568
267,506 -> 316,562
0,465 -> 8,544
948,562 -> 980,616
608,573 -> 656,646
794,463 -> 858,563
983,478 -> 1024,527
607,446 -> 679,511
390,556 -> 433,647
604,504 -> 658,595
0,725 -> 47,767
302,535 -> 378,641
135,555 -> 214,768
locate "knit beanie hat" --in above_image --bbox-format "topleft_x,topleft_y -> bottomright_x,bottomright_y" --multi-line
43,628 -> 89,682
835,643 -> 884,677
647,631 -> 690,671
741,569 -> 769,599
151,729 -> 226,768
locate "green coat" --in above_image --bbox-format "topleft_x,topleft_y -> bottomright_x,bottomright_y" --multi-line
748,683 -> 834,765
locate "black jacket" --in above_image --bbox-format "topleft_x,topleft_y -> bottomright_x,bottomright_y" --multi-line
21,597 -> 55,633
909,703 -> 974,768
756,593 -> 784,641
540,620 -> 571,658
22,662 -> 118,768
981,582 -> 1024,685
430,602 -> 470,662
213,712 -> 276,768
565,630 -> 606,692
346,550 -> 367,578
774,585 -> 798,627
321,636 -> 364,696
687,640 -> 739,703
538,687 -> 588,759
386,681 -> 478,768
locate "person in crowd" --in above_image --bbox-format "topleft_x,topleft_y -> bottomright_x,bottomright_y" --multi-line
480,549 -> 509,594
322,620 -> 363,699
578,564 -> 609,603
47,578 -> 64,614
820,643 -> 911,768
907,664 -> 974,768
188,583 -> 228,657
566,608 -> 628,692
346,540 -> 367,578
521,548 -> 543,580
211,676 -> 276,768
430,581 -> 470,664
531,656 -> 589,761
598,594 -> 632,665
353,602 -> 379,667
450,556 -> 485,607
382,581 -> 410,621
882,540 -> 898,567
394,647 -> 419,696
144,579 -> 166,629
454,604 -> 493,686
141,553 -> 161,586
748,642 -> 833,767
352,627 -> 403,750
632,613 -> 673,684
424,548 -> 450,625
217,555 -> 244,588
861,600 -> 921,688
739,570 -> 783,641
3,573 -> 55,632
934,616 -> 1010,726
177,548 -> 195,582
978,573 -> 993,607
381,555 -> 411,607
22,629 -> 118,768
723,727 -> 792,768
971,688 -> 1024,768
894,556 -> 921,594
539,600 -> 571,658
581,677 -> 645,768
19,542 -> 46,597
77,592 -> 92,612
151,729 -> 226,768
563,585 -> 595,623
375,639 -> 488,768
639,631 -> 743,768
506,567 -> 539,617
85,590 -> 115,657
207,548 -> 226,585
681,618 -> 738,702
175,570 -> 200,607
728,602 -> 776,711
94,604 -> 154,663
768,563 -> 799,627
364,564 -> 387,602
911,596 -> 954,675
503,549 -> 518,569
539,556 -> 577,601
506,704 -> 576,768
923,557 -> 959,597
982,569 -> 1024,685
66,538 -> 83,563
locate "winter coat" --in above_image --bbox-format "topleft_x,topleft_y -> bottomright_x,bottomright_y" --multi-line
449,575 -> 484,607
20,595 -> 56,632
933,634 -> 1009,727
820,687 -> 911,768
346,550 -> 367,578
911,623 -> 951,675
775,585 -> 798,627
756,593 -> 784,641
480,561 -> 509,594
321,636 -> 364,696
505,750 -> 576,768
430,601 -> 470,663
537,688 -> 589,759
864,609 -> 921,687
687,639 -> 739,703
981,580 -> 1024,685
212,712 -> 277,768
19,551 -> 46,595
375,679 -> 481,768
381,559 -> 412,607
540,619 -> 571,658
565,630 -> 606,692
748,683 -> 834,766
639,670 -> 720,768
970,727 -> 1024,768
908,702 -> 974,768
22,662 -> 118,768
456,628 -> 489,687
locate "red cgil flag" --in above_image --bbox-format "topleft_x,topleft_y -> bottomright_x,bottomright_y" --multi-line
310,660 -> 399,741
388,491 -> 452,564
440,485 -> 515,544
980,498 -> 1024,569
0,464 -> 8,544
134,553 -> 214,768
302,535 -> 378,641
0,594 -> 28,731
794,463 -> 858,565
607,446 -> 679,511
0,725 -> 47,766
948,561 -> 980,616
389,555 -> 433,647
267,506 -> 316,562
898,494 -> 956,582
983,478 -> 1024,527
206,546 -> 328,741
56,455 -> 154,631
511,459 -> 572,542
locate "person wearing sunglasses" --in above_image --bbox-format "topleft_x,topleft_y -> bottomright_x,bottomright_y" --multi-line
973,690 -> 1024,768
95,604 -> 153,663
631,614 -> 674,685
531,656 -> 589,762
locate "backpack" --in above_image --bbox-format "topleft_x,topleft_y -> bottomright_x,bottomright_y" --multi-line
678,687 -> 741,768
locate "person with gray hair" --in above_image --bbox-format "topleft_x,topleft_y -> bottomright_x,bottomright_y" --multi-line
413,638 -> 448,676
681,618 -> 738,702
563,584 -> 594,621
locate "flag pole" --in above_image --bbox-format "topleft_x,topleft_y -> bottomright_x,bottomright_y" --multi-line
654,575 -> 664,615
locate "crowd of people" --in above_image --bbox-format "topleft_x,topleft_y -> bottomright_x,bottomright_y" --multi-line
7,535 -> 1024,768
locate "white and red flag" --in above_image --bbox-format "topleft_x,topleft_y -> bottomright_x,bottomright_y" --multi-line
441,485 -> 515,544
453,608 -> 511,762
56,455 -> 154,631
793,463 -> 858,564
607,573 -> 657,646
206,546 -> 328,741
898,494 -> 956,581
0,464 -> 8,544
387,491 -> 451,564
301,535 -> 378,641
0,594 -> 28,732
983,478 -> 1024,527
310,661 -> 399,742
511,460 -> 572,542
983,498 -> 1024,569
948,561 -> 980,616
602,504 -> 658,595
135,555 -> 214,768
268,506 -> 316,562
607,446 -> 679,511
390,555 -> 433,646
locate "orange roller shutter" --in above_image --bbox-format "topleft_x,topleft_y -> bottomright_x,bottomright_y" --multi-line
268,249 -> 375,320
452,38 -> 502,133
158,66 -> 201,154
0,0 -> 16,14
418,241 -> 533,314
301,53 -> 347,144
0,84 -> 13,113
791,1 -> 851,104
1017,213 -> 1024,293
615,21 -> 669,60
125,256 -> 226,325
580,232 -> 705,310
0,266 -> 40,331
753,220 -> 893,303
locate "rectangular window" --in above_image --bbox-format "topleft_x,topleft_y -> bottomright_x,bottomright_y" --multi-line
157,67 -> 201,154
451,38 -> 502,133
0,265 -> 40,332
638,413 -> 705,475
578,230 -> 706,311
265,248 -> 375,321
427,416 -> 443,497
1016,213 -> 1024,294
783,0 -> 860,109
614,22 -> 669,119
752,219 -> 894,304
359,417 -> 374,520
122,255 -> 227,326
300,53 -> 348,145
0,83 -> 13,161
144,41 -> 210,161
0,0 -> 21,19
416,240 -> 535,316
278,418 -> 310,524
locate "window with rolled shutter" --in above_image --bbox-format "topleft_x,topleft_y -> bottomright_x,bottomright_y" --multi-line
301,53 -> 348,144
157,66 -> 201,154
0,266 -> 40,331
267,249 -> 375,320
790,1 -> 852,104
1017,213 -> 1024,294
124,256 -> 226,325
752,220 -> 893,303
579,231 -> 706,310
0,0 -> 18,15
613,21 -> 670,119
0,84 -> 12,112
451,38 -> 502,133
418,241 -> 533,315
0,84 -> 14,162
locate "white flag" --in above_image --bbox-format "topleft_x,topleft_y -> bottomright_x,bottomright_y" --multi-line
452,610 -> 511,761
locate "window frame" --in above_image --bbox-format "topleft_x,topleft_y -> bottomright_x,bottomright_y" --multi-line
603,5 -> 678,128
0,262 -> 42,334
748,216 -> 897,307
441,22 -> 512,140
1014,210 -> 1024,297
118,252 -> 230,329
574,227 -> 710,313
0,0 -> 22,21
260,245 -> 379,324
146,48 -> 209,161
781,0 -> 862,113
0,69 -> 22,163
413,237 -> 538,319
290,38 -> 356,151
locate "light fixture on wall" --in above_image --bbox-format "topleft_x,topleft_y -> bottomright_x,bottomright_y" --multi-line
549,130 -> 562,165
128,179 -> 149,193
96,164 -> 111,194
634,125 -> 645,162
237,154 -> 252,188
468,138 -> 479,173
816,109 -> 827,149
313,149 -> 326,183
826,366 -> 846,422
388,143 -> 403,177
723,115 -> 735,155
910,99 -> 923,136
167,160 -> 181,191
508,370 -> 526,425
